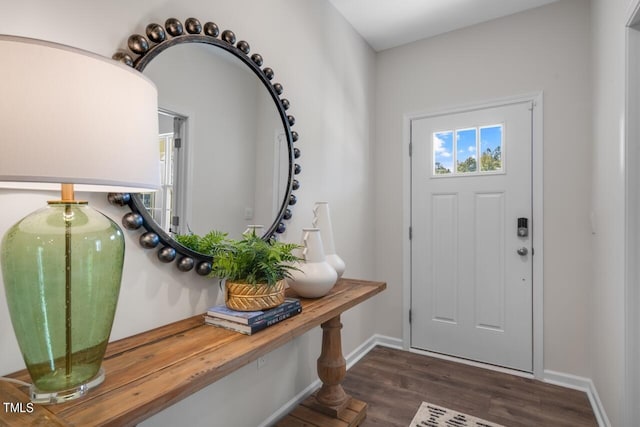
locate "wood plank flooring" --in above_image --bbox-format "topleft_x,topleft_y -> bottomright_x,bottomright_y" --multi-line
341,346 -> 598,427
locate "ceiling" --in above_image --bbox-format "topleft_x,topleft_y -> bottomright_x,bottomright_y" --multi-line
328,0 -> 560,51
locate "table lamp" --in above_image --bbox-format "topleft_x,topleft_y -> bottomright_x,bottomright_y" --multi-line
0,35 -> 160,404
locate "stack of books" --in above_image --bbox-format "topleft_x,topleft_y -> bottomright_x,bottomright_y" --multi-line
204,298 -> 302,335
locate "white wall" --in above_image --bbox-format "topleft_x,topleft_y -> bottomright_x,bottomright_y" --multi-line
0,1 -> 377,426
373,0 -> 593,377
590,0 -> 634,425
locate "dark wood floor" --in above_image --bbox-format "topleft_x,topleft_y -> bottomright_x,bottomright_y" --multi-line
341,346 -> 598,427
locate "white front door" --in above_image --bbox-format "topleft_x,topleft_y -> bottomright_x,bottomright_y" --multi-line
410,101 -> 533,372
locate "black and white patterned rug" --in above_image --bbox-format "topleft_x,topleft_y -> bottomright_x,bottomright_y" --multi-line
410,402 -> 505,427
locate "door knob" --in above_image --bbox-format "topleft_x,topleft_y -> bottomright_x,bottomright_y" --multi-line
517,247 -> 528,256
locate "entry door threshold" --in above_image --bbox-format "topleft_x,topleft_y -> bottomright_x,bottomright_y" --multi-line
409,347 -> 534,379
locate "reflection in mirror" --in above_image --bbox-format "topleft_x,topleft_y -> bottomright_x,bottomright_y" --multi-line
140,43 -> 289,239
140,110 -> 182,232
109,18 -> 301,274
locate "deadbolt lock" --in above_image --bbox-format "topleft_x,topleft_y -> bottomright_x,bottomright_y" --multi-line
517,217 -> 528,237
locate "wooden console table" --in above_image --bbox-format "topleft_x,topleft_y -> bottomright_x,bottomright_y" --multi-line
0,278 -> 385,427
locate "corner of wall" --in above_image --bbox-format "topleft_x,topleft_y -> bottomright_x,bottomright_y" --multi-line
543,370 -> 610,427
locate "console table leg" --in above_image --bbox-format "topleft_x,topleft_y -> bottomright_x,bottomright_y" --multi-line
313,314 -> 352,417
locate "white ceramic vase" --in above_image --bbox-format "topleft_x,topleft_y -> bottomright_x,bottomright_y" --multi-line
313,201 -> 346,278
287,228 -> 337,298
243,225 -> 264,236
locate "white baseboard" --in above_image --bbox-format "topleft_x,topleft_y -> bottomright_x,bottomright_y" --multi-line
346,334 -> 404,370
258,377 -> 321,427
259,334 -> 401,427
543,370 -> 610,427
260,336 -> 609,427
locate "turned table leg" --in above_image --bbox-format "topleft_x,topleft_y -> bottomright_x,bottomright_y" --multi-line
312,314 -> 352,417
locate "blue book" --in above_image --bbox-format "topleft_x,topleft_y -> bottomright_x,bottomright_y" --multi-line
205,304 -> 302,335
206,298 -> 301,325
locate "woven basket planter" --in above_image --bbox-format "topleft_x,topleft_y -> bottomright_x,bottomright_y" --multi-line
225,279 -> 286,311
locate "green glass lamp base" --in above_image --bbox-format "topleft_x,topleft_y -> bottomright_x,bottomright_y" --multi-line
30,367 -> 105,405
2,202 -> 124,403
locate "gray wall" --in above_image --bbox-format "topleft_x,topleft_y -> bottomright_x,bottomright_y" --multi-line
590,0 -> 632,424
373,0 -> 592,376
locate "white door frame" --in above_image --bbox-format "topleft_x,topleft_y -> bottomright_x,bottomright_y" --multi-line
625,2 -> 640,424
402,93 -> 544,379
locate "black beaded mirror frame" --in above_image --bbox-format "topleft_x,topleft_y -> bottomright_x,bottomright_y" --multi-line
108,17 -> 301,275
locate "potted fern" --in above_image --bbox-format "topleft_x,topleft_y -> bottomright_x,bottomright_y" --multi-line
176,231 -> 301,311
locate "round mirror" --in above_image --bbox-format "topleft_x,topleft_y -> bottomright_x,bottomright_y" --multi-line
109,18 -> 301,275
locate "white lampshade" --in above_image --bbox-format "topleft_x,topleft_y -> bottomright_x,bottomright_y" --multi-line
0,35 -> 160,193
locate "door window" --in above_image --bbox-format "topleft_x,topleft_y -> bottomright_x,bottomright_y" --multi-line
432,124 -> 503,176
